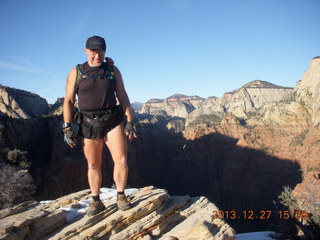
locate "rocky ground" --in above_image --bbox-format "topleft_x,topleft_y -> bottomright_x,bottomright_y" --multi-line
0,186 -> 235,240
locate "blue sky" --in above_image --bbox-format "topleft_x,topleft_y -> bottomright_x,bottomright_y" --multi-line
0,0 -> 319,104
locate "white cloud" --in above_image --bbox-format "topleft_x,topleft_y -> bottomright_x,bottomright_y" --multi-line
0,60 -> 35,73
0,56 -> 62,103
0,56 -> 57,79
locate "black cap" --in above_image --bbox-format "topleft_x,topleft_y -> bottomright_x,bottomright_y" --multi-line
86,36 -> 106,51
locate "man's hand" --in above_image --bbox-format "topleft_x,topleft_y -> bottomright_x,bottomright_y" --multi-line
63,127 -> 77,147
124,121 -> 138,142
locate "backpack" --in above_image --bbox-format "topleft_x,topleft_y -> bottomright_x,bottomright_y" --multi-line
75,57 -> 116,94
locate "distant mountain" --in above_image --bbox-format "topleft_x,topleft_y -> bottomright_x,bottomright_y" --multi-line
295,56 -> 320,125
131,102 -> 144,111
0,85 -> 49,119
187,79 -> 294,121
139,80 -> 293,121
242,79 -> 293,89
47,97 -> 65,116
140,95 -> 204,118
167,93 -> 189,99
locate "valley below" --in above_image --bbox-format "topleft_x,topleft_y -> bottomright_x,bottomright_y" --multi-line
0,57 -> 319,236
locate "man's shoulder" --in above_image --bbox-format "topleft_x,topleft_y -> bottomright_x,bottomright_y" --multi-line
75,62 -> 87,69
105,57 -> 114,65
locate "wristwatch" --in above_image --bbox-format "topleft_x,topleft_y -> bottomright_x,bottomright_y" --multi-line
62,122 -> 71,129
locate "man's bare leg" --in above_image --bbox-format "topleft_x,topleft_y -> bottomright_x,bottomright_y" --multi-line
105,124 -> 131,210
83,138 -> 106,216
83,138 -> 104,196
105,124 -> 128,192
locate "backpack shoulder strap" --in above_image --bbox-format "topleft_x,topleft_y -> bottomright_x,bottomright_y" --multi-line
104,57 -> 116,81
105,57 -> 114,65
75,58 -> 116,94
75,64 -> 84,94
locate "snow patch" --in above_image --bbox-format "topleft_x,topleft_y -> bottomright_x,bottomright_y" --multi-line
38,188 -> 138,222
235,231 -> 290,240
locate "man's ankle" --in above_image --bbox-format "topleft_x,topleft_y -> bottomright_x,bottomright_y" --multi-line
92,195 -> 101,202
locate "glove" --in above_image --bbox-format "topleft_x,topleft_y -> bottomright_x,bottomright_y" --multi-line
124,121 -> 138,140
63,128 -> 76,147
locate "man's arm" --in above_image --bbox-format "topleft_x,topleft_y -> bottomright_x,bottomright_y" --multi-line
62,67 -> 77,147
114,65 -> 137,140
63,67 -> 77,123
114,65 -> 133,122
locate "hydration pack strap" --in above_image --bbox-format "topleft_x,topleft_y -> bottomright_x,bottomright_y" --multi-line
75,57 -> 115,94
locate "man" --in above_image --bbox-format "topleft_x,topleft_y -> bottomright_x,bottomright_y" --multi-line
62,36 -> 137,216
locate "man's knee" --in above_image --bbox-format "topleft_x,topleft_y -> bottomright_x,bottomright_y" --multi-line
88,162 -> 101,170
114,156 -> 128,169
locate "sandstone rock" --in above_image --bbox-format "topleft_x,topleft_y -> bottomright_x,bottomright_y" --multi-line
141,80 -> 292,124
0,85 -> 49,119
106,192 -> 188,240
166,119 -> 185,132
222,83 -> 292,118
0,87 -> 30,119
0,201 -> 38,220
295,56 -> 320,126
160,196 -> 235,240
0,207 -> 54,239
139,235 -> 154,240
260,101 -> 310,127
0,186 -> 236,240
132,102 -> 144,111
160,208 -> 234,240
292,171 -> 320,216
48,98 -> 64,115
140,95 -> 204,118
30,210 -> 66,239
184,80 -> 293,127
185,97 -> 224,127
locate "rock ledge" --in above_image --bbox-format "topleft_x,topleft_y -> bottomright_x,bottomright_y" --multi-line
0,186 -> 235,240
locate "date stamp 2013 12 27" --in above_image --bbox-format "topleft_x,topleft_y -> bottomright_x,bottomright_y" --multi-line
212,210 -> 308,220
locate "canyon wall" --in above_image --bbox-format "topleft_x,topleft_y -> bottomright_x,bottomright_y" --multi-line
0,57 -> 319,233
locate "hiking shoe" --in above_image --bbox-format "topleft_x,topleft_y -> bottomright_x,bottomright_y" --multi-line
87,200 -> 106,216
117,194 -> 132,211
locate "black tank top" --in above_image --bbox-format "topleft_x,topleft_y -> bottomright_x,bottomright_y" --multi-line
77,62 -> 117,111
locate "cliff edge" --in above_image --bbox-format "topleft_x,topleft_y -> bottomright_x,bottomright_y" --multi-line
0,186 -> 235,240
0,85 -> 49,119
295,56 -> 320,126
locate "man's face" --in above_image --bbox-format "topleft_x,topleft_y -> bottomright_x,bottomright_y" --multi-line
85,48 -> 105,67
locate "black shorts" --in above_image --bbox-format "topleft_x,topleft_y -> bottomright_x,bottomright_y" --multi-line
77,105 -> 124,139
